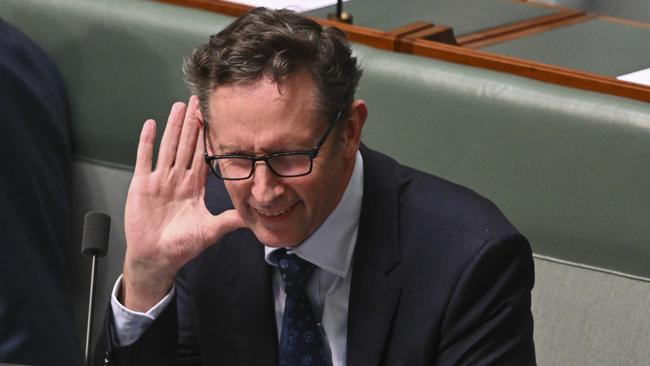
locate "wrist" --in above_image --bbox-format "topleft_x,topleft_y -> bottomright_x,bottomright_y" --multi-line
121,258 -> 176,312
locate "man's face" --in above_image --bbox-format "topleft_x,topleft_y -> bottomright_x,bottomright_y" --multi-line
206,72 -> 357,247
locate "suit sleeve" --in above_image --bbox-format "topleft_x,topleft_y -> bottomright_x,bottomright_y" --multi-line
96,270 -> 201,366
436,232 -> 536,366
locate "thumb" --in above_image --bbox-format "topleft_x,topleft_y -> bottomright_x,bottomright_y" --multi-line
203,209 -> 246,246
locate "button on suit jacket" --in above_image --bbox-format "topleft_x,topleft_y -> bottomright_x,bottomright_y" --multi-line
99,146 -> 536,366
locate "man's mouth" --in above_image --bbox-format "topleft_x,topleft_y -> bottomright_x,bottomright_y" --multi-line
255,207 -> 291,217
253,202 -> 297,219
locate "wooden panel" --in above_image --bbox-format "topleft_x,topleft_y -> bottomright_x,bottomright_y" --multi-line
158,0 -> 251,16
311,17 -> 396,50
458,9 -> 585,47
395,25 -> 458,50
399,36 -> 650,103
386,21 -> 433,37
598,15 -> 650,29
465,13 -> 595,49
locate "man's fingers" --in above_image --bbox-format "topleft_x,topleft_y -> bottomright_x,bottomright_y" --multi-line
157,102 -> 187,169
134,119 -> 156,176
203,209 -> 246,249
176,96 -> 201,169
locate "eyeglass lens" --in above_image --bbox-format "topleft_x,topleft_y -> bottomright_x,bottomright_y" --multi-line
212,154 -> 313,179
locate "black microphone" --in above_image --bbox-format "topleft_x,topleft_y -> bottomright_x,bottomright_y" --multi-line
81,211 -> 111,366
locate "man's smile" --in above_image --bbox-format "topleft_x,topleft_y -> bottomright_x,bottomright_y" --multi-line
252,201 -> 299,221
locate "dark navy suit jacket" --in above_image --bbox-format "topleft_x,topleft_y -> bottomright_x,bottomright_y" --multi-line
0,19 -> 81,366
101,146 -> 536,365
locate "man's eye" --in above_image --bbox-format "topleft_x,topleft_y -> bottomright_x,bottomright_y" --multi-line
227,151 -> 254,157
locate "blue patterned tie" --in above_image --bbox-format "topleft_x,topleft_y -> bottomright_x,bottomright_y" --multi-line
275,249 -> 327,366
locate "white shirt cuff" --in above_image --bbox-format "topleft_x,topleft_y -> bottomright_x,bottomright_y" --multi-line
110,274 -> 175,346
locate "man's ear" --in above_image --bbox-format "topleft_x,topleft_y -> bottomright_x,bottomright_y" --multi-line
342,99 -> 367,157
194,99 -> 212,154
194,105 -> 204,127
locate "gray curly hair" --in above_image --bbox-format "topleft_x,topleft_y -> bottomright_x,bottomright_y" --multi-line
183,7 -> 362,129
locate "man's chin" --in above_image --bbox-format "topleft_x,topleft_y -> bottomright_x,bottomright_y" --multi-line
261,242 -> 299,248
251,228 -> 302,248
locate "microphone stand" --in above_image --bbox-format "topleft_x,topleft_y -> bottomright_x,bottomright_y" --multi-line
84,252 -> 99,366
327,0 -> 354,24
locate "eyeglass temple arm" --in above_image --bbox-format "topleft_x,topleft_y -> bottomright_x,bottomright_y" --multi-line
313,109 -> 343,150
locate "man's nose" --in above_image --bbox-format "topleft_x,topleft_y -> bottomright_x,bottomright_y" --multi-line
250,162 -> 284,204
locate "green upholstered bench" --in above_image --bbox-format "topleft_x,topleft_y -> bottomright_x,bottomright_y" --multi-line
307,0 -> 556,36
2,0 -> 649,364
533,0 -> 650,24
482,16 -> 650,77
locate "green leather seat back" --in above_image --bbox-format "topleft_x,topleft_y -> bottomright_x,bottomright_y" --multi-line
483,17 -> 650,76
535,0 -> 650,23
306,0 -> 554,35
587,0 -> 650,23
2,0 -> 235,167
355,44 -> 650,278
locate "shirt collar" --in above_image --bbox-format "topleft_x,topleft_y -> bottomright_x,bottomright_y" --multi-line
265,150 -> 364,278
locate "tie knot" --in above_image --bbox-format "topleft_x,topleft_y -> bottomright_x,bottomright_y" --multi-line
274,249 -> 315,296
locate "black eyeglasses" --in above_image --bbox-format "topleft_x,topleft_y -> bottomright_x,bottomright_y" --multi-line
204,110 -> 342,180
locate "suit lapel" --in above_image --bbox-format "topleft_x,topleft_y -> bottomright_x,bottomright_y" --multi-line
347,147 -> 403,366
226,233 -> 279,365
204,178 -> 279,365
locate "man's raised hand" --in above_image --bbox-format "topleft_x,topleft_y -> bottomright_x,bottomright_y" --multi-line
122,96 -> 244,312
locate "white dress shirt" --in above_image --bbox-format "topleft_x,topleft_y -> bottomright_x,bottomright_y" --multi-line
111,151 -> 364,366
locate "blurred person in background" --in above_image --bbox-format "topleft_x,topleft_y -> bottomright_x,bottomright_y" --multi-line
0,18 -> 81,366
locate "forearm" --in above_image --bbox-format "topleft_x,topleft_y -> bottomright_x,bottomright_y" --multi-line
111,275 -> 175,346
99,285 -> 180,366
121,257 -> 177,313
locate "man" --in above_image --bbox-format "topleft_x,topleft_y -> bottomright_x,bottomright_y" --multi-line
100,8 -> 535,366
0,19 -> 81,365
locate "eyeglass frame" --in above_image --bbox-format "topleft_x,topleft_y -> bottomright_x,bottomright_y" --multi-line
203,109 -> 343,180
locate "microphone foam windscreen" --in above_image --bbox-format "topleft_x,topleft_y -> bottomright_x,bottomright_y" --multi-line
81,211 -> 111,257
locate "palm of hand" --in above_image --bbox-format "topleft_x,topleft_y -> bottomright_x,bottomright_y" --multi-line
125,170 -> 215,271
121,97 -> 244,311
